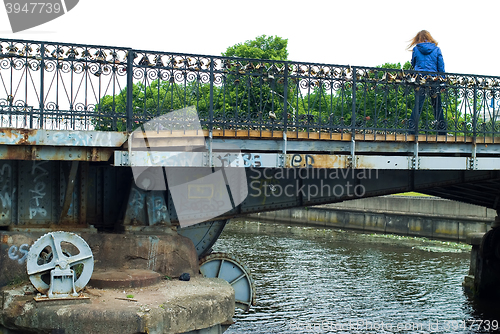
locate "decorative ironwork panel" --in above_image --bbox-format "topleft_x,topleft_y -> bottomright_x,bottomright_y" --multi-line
0,38 -> 130,130
1,37 -> 500,140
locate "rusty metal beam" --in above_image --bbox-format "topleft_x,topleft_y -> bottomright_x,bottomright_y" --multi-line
0,146 -> 114,161
115,150 -> 500,171
79,162 -> 88,224
0,129 -> 127,147
59,161 -> 79,223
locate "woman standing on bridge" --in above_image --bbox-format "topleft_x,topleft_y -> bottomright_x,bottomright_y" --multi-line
407,30 -> 447,135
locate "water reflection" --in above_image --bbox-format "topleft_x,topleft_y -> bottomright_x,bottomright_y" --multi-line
213,220 -> 498,334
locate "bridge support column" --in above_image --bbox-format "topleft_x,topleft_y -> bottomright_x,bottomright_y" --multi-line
464,211 -> 500,298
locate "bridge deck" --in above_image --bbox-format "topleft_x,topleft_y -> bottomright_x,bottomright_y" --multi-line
0,128 -> 497,170
137,129 -> 499,144
117,130 -> 500,170
0,128 -> 497,147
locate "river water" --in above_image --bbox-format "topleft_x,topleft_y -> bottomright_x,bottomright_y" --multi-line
213,220 -> 500,334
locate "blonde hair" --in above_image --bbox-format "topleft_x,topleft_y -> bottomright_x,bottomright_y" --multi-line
407,30 -> 438,50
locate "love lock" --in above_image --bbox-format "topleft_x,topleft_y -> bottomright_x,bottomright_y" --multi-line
26,231 -> 94,300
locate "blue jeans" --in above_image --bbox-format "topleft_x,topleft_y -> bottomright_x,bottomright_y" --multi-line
409,88 -> 447,135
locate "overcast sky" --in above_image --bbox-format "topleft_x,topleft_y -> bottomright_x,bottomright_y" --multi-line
1,0 -> 499,76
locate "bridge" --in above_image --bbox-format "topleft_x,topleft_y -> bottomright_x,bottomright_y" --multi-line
0,37 -> 499,222
0,37 -> 499,327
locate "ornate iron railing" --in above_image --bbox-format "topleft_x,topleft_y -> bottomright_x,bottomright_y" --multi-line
1,37 -> 500,141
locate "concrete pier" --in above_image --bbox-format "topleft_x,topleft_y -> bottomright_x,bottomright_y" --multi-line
0,231 -> 235,333
0,277 -> 234,334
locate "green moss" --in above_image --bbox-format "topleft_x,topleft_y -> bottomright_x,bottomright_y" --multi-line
8,276 -> 26,286
393,192 -> 433,197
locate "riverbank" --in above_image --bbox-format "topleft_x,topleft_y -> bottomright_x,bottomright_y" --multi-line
246,195 -> 495,242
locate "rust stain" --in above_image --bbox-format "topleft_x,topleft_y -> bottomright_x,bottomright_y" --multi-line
1,128 -> 15,139
285,154 -> 347,168
0,146 -> 113,161
20,131 -> 30,145
1,234 -> 8,244
11,223 -> 90,232
92,147 -> 98,161
0,128 -> 38,145
355,160 -> 376,169
1,146 -> 30,160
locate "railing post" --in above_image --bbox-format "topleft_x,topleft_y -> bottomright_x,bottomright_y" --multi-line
282,62 -> 288,134
126,49 -> 134,133
39,42 -> 45,129
351,66 -> 357,134
348,66 -> 357,168
208,56 -> 215,167
209,57 -> 214,134
473,85 -> 477,140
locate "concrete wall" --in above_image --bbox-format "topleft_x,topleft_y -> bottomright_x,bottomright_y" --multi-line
246,196 -> 496,242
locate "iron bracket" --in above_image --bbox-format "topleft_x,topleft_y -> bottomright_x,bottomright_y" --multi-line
468,143 -> 477,170
277,154 -> 285,168
282,132 -> 287,155
411,141 -> 419,169
348,137 -> 356,168
208,131 -> 213,167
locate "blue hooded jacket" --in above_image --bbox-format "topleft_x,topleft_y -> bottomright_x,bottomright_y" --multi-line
411,42 -> 445,73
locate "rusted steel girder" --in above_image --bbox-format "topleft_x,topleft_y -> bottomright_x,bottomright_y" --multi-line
0,145 -> 114,161
0,129 -> 127,147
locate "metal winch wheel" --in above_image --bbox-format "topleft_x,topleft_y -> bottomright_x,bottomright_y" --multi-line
26,231 -> 94,298
199,252 -> 256,312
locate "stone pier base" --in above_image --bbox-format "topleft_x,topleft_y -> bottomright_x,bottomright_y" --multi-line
0,277 -> 234,334
463,229 -> 500,299
0,231 -> 235,333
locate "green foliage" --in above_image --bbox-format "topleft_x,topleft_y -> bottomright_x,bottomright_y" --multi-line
377,61 -> 412,71
95,36 -> 290,131
222,35 -> 288,60
215,35 -> 291,125
94,80 -> 201,131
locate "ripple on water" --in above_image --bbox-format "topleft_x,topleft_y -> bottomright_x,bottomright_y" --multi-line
211,220 -> 494,334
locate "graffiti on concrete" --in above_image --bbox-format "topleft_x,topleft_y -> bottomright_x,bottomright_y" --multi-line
8,244 -> 29,264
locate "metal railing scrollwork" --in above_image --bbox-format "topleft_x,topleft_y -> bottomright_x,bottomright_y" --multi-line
1,37 -> 499,142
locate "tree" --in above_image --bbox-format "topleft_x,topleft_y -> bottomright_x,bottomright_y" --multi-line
222,35 -> 288,61
212,35 -> 291,130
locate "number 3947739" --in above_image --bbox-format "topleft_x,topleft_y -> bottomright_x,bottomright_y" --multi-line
5,2 -> 61,14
